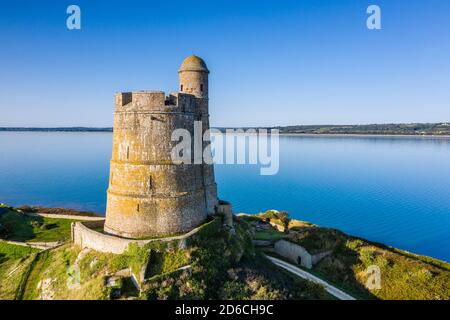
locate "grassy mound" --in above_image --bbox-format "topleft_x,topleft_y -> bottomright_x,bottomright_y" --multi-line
314,236 -> 450,300
287,227 -> 346,254
140,218 -> 328,300
0,206 -> 79,243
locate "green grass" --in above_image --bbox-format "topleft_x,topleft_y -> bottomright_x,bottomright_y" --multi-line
18,240 -> 189,300
253,229 -> 286,241
0,208 -> 78,243
0,241 -> 39,300
145,247 -> 189,279
390,247 -> 450,272
287,227 -> 346,254
1,214 -> 331,300
295,227 -> 450,300
21,244 -> 116,300
248,213 -> 450,300
142,218 -> 329,300
0,241 -> 38,263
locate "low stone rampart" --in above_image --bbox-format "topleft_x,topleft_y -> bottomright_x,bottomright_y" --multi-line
72,218 -> 215,254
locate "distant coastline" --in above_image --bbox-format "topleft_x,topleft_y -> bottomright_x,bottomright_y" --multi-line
1,123 -> 450,136
218,123 -> 450,136
278,133 -> 450,139
0,127 -> 112,132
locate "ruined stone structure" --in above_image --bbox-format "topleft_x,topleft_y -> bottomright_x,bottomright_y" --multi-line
104,56 -> 218,238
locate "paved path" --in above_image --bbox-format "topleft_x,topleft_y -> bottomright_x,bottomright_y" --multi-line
1,239 -> 60,250
265,255 -> 356,300
31,212 -> 105,221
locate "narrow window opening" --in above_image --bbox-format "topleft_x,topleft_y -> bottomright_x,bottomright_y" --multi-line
137,204 -> 140,212
126,146 -> 129,160
200,84 -> 204,92
149,176 -> 153,191
180,84 -> 183,91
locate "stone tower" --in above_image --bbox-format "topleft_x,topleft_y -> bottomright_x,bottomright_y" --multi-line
104,56 -> 218,239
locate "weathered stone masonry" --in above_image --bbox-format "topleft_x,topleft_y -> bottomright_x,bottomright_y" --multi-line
104,56 -> 218,239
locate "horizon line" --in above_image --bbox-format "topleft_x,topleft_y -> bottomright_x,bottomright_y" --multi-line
1,122 -> 450,129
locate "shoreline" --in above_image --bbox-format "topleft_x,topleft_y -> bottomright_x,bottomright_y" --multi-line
1,129 -> 450,139
278,133 -> 450,139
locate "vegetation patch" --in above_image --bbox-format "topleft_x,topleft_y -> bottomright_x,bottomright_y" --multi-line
220,253 -> 331,300
141,218 -> 328,300
3,205 -> 329,300
0,241 -> 38,263
0,207 -> 79,243
314,237 -> 450,300
21,245 -> 125,300
260,210 -> 290,231
287,227 -> 346,254
246,212 -> 450,300
0,242 -> 39,300
253,229 -> 285,241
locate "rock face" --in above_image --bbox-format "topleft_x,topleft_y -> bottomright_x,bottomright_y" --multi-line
104,56 -> 218,239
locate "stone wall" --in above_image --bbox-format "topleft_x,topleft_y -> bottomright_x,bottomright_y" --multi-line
274,239 -> 313,269
72,219 -> 211,254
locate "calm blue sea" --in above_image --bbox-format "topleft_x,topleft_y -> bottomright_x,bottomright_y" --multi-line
1,132 -> 449,262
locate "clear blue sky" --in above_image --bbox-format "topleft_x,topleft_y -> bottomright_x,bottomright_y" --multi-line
0,0 -> 449,127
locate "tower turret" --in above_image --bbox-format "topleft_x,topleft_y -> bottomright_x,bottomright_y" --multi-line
179,55 -> 218,214
179,55 -> 209,99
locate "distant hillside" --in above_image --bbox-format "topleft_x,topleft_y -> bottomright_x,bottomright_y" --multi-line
0,127 -> 112,132
1,123 -> 450,135
218,123 -> 450,136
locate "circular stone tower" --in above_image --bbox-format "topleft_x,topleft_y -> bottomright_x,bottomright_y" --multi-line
104,56 -> 217,239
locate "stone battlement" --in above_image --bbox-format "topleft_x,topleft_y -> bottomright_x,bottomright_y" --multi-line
115,91 -> 198,114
